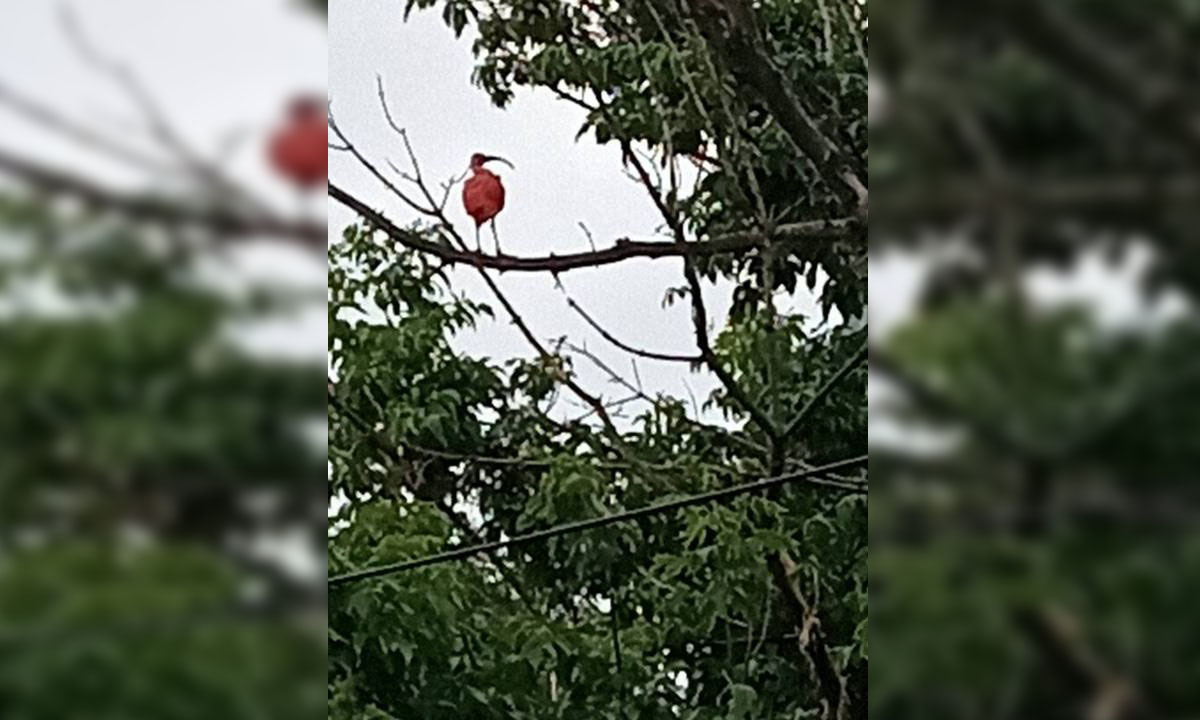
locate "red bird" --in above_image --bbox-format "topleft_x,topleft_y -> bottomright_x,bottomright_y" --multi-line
268,96 -> 327,190
462,152 -> 513,255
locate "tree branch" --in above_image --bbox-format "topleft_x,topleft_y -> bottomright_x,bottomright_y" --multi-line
328,108 -> 435,218
333,129 -> 636,459
869,345 -> 1050,460
682,0 -> 867,217
1014,604 -> 1151,720
782,339 -> 867,443
59,6 -> 276,215
615,140 -> 785,443
768,550 -> 850,720
0,146 -> 324,246
564,293 -> 701,363
328,182 -> 853,273
0,79 -> 174,175
878,172 -> 1200,222
328,381 -> 545,615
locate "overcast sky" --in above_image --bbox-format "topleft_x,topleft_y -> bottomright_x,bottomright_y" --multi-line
327,3 -> 848,428
0,0 -> 327,360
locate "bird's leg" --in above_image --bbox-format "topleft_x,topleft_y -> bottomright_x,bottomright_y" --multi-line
474,224 -> 482,253
490,220 -> 502,256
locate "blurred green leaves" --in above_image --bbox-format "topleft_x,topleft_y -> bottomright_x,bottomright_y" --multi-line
872,1 -> 1200,714
0,187 -> 324,718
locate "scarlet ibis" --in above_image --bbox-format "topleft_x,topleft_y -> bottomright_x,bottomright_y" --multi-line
268,96 -> 327,191
462,152 -> 513,254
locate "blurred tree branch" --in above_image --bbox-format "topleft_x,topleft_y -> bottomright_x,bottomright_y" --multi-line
1014,605 -> 1151,720
0,7 -> 325,249
0,147 -> 324,246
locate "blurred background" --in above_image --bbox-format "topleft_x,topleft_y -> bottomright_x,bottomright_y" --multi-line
871,1 -> 1200,717
0,2 -> 327,717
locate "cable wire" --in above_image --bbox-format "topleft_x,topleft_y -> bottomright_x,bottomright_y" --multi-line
328,454 -> 867,587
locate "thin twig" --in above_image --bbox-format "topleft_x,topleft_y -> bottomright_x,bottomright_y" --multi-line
564,293 -> 701,363
327,108 -> 434,217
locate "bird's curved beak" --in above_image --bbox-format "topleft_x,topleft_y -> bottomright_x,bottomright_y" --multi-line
482,155 -> 515,170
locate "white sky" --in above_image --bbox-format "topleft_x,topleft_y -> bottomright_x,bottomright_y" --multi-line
329,2 -> 833,428
0,0 -> 327,361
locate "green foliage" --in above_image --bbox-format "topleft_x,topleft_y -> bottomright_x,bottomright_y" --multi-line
0,196 -> 325,718
409,0 -> 867,320
0,544 -> 323,720
332,1 -> 865,715
329,218 -> 866,715
872,0 -> 1200,704
873,294 -> 1200,716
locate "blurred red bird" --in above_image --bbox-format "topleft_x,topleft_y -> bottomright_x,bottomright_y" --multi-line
268,96 -> 327,190
462,152 -> 513,255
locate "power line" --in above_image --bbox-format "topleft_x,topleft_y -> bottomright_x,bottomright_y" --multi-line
328,454 -> 867,587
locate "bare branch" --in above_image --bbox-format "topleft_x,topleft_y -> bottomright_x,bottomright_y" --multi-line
549,84 -> 599,113
679,0 -> 867,217
473,268 -> 628,446
679,253 -> 783,443
578,221 -> 598,252
618,140 -> 785,442
768,551 -> 851,719
782,339 -> 866,443
374,74 -> 411,143
327,108 -> 434,218
1014,605 -> 1151,720
565,340 -> 780,462
564,293 -> 701,363
567,341 -> 657,406
878,172 -> 1200,223
329,182 -> 853,273
331,123 -> 635,458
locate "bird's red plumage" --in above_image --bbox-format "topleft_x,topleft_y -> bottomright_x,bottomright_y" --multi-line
462,168 -> 505,227
268,99 -> 327,189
